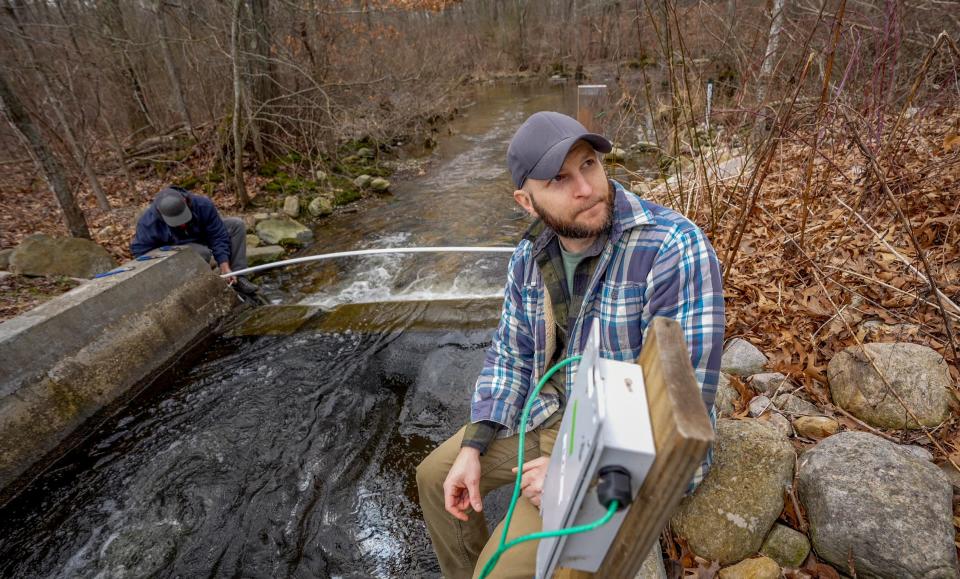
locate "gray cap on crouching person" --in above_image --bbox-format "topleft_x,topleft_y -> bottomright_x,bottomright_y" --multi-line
155,188 -> 192,227
506,111 -> 612,189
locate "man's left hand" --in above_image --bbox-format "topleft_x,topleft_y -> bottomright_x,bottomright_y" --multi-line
513,456 -> 550,508
219,262 -> 236,285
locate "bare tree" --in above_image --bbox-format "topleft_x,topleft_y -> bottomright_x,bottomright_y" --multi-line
756,0 -> 787,105
0,69 -> 90,238
153,0 -> 194,133
231,0 -> 250,208
97,0 -> 155,133
3,0 -> 111,210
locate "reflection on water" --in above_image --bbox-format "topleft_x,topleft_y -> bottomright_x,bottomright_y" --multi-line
0,80 -> 654,578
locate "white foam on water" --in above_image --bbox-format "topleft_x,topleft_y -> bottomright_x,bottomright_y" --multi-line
299,233 -> 505,309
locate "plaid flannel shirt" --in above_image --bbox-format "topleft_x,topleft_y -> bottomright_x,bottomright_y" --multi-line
470,180 -> 725,492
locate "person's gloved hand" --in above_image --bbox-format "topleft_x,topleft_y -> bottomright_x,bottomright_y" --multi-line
219,262 -> 236,285
513,456 -> 550,507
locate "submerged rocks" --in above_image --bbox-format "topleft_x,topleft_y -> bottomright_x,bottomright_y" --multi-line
255,218 -> 313,246
828,342 -> 952,429
9,234 -> 116,279
798,431 -> 958,578
721,338 -> 768,376
672,419 -> 795,564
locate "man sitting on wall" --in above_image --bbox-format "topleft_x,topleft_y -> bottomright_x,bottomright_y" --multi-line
131,186 -> 259,298
416,111 -> 725,578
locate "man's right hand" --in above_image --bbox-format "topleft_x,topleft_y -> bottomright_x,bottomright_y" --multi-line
443,447 -> 483,521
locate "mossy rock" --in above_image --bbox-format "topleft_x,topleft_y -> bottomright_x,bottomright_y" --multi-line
370,177 -> 390,192
354,174 -> 372,188
334,189 -> 361,206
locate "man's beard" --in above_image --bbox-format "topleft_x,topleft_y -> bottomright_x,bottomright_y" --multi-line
530,188 -> 614,239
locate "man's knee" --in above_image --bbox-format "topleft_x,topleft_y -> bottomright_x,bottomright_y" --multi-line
416,450 -> 445,494
223,216 -> 244,235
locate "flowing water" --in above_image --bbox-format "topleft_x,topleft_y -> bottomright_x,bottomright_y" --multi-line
0,81 -> 653,578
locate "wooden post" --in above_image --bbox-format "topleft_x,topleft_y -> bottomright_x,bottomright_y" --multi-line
556,317 -> 714,578
576,84 -> 609,134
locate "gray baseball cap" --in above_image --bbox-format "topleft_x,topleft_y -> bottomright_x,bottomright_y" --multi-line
155,188 -> 192,227
507,111 -> 612,189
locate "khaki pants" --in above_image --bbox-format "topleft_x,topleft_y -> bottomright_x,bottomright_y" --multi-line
416,421 -> 560,579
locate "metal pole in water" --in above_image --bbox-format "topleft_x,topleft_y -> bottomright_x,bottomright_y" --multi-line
222,246 -> 517,279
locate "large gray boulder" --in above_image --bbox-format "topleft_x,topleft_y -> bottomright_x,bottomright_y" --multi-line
672,419 -> 795,564
721,338 -> 768,376
828,343 -> 952,429
255,218 -> 313,246
9,234 -> 116,279
798,431 -> 958,578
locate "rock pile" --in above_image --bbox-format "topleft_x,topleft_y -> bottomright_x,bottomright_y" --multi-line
670,337 -> 959,578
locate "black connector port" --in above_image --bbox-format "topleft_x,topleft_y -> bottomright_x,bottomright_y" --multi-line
597,465 -> 632,511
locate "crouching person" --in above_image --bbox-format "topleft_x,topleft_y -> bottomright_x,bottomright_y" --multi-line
131,186 -> 259,298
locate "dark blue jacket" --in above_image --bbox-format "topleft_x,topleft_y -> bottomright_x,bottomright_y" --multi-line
130,190 -> 232,264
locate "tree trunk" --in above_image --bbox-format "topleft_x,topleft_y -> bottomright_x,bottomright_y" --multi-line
0,70 -> 90,239
99,0 -> 155,133
231,0 -> 250,208
248,0 -> 273,108
153,0 -> 193,133
4,0 -> 111,210
756,0 -> 786,105
515,0 -> 527,69
102,115 -> 137,192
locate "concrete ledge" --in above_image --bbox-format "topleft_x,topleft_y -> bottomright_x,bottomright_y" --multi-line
0,248 -> 238,497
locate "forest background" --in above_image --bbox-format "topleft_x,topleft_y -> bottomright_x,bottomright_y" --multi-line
1,0 -> 959,568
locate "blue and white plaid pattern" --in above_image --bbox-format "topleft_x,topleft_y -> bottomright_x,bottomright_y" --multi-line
470,181 -> 725,491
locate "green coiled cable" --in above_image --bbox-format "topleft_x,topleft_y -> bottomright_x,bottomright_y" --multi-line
477,355 -> 619,579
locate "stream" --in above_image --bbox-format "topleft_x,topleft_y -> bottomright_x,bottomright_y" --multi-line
0,80 -> 653,578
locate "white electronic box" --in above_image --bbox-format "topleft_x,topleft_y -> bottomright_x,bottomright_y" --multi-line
535,323 -> 656,577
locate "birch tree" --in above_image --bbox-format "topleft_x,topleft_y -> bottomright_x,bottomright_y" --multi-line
756,0 -> 786,105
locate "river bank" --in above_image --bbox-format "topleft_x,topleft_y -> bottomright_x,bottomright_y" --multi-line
1,72 -> 958,577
